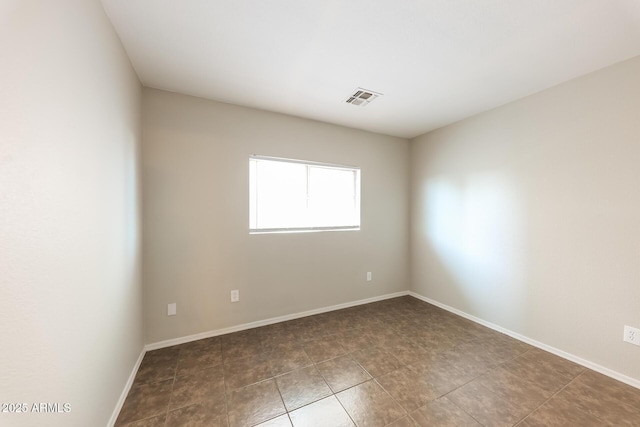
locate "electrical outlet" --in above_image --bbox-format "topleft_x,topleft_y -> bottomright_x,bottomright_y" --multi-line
230,290 -> 240,303
167,303 -> 176,316
366,272 -> 372,282
624,326 -> 640,346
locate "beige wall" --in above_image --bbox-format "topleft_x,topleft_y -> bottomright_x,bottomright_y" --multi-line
411,55 -> 640,382
142,88 -> 410,343
3,2 -> 637,423
0,1 -> 143,426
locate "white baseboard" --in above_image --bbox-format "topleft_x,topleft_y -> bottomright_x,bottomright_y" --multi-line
145,291 -> 409,351
107,347 -> 146,427
408,291 -> 640,390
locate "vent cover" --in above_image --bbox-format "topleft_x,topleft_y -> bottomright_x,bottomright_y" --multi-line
346,88 -> 382,106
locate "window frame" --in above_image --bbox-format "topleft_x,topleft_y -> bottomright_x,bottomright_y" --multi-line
249,155 -> 361,234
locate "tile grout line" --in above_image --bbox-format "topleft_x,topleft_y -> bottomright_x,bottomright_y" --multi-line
223,350 -> 230,427
164,347 -> 184,426
370,376 -> 411,425
440,375 -> 498,426
367,316 -> 438,424
428,341 -> 548,426
515,370 -> 587,425
270,362 -> 291,427
334,392 -> 359,427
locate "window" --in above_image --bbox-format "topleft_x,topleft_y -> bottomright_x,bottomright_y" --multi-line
249,156 -> 360,233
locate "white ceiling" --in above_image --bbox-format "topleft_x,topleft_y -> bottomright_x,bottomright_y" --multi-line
101,0 -> 640,139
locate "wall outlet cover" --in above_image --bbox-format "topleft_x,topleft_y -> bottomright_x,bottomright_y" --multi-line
167,303 -> 176,316
231,290 -> 240,303
623,325 -> 640,346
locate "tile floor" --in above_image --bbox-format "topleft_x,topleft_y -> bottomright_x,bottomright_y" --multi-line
115,296 -> 640,426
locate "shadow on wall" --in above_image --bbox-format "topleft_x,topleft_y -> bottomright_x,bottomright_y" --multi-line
422,172 -> 529,330
125,131 -> 141,274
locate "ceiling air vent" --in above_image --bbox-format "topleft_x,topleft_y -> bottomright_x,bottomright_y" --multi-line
346,88 -> 382,106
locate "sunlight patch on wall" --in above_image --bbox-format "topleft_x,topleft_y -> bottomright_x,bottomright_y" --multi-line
424,173 -> 526,327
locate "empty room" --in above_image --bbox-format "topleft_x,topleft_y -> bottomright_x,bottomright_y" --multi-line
2,0 -> 640,426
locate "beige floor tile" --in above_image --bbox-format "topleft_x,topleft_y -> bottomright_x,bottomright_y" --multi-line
169,365 -> 225,410
120,414 -> 167,427
385,416 -> 421,427
224,352 -> 273,392
268,346 -> 313,376
134,346 -> 180,385
351,347 -> 404,378
336,379 -> 406,427
410,397 -> 480,426
446,381 -> 528,427
116,380 -> 173,426
315,355 -> 372,392
276,366 -> 332,411
289,396 -> 354,427
376,367 -> 439,412
115,297 -> 640,427
473,367 -> 550,412
255,414 -> 293,427
302,336 -> 347,363
165,397 -> 228,427
227,380 -> 286,427
518,395 -> 605,426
